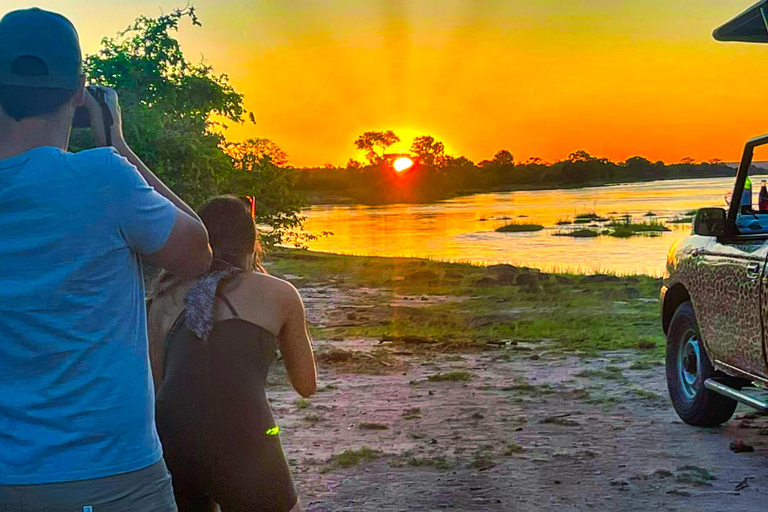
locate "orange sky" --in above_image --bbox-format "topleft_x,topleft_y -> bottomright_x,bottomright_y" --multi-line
5,0 -> 768,167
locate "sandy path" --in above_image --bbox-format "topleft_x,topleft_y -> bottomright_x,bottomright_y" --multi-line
260,284 -> 768,511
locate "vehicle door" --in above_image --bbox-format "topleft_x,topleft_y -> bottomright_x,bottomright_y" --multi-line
693,239 -> 768,378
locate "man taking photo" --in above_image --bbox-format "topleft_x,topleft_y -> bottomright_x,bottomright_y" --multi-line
0,8 -> 212,511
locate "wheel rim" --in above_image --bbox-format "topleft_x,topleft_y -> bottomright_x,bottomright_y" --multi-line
678,331 -> 702,400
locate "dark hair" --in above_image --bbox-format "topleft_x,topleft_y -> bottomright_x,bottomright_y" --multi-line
0,56 -> 78,120
0,84 -> 76,121
148,195 -> 265,303
198,195 -> 264,271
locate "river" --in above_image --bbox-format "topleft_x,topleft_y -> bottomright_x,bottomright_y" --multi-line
299,175 -> 766,277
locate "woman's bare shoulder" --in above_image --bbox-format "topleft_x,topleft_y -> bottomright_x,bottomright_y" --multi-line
239,271 -> 302,303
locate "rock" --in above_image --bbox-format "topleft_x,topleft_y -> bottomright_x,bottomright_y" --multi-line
610,479 -> 629,486
730,440 -> 754,453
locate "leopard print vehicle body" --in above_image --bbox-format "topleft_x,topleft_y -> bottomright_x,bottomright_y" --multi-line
664,235 -> 768,380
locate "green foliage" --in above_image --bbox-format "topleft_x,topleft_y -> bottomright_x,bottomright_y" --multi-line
427,371 -> 474,382
331,446 -> 381,468
607,220 -> 671,238
224,139 -> 309,247
71,8 -> 306,246
265,249 -> 666,354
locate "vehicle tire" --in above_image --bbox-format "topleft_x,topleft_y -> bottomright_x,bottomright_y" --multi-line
666,301 -> 739,426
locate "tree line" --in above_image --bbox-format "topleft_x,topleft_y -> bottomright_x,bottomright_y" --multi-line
291,132 -> 741,204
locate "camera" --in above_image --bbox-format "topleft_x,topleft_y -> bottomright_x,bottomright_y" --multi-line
72,85 -> 113,130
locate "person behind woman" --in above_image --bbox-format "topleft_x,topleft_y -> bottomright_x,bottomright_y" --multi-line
147,195 -> 317,512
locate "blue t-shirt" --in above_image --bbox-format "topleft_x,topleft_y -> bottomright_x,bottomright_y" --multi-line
0,146 -> 178,484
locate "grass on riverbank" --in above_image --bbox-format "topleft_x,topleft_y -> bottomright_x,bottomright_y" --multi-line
553,229 -> 601,238
554,220 -> 671,238
495,222 -> 544,233
607,220 -> 670,238
574,212 -> 608,223
265,249 -> 664,356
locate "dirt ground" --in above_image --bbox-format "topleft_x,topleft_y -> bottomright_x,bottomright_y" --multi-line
264,283 -> 768,512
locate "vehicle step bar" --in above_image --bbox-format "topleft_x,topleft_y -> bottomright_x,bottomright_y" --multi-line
704,379 -> 768,411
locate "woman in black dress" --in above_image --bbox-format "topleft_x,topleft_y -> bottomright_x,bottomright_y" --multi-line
148,196 -> 317,512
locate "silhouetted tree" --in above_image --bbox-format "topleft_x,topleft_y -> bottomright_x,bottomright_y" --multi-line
355,130 -> 400,164
492,150 -> 514,166
410,135 -> 445,167
224,138 -> 288,166
345,159 -> 363,169
568,150 -> 595,163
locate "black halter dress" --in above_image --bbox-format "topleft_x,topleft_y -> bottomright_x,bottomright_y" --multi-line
155,295 -> 297,512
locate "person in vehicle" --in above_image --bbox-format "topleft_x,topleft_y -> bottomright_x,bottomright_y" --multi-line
0,8 -> 212,511
147,195 -> 317,512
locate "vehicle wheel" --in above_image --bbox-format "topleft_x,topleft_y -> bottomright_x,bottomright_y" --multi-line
666,301 -> 739,426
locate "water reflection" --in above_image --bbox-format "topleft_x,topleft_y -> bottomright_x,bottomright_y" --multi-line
300,176 -> 764,276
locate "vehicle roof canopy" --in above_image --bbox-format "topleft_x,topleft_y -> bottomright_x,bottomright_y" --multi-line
714,0 -> 768,42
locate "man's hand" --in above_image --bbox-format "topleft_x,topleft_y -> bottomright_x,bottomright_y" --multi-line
83,86 -> 125,148
84,85 -> 212,277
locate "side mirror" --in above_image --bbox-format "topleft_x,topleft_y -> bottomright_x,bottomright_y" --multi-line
694,207 -> 727,237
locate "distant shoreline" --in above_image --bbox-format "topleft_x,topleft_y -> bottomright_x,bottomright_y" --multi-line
304,170 -> 754,207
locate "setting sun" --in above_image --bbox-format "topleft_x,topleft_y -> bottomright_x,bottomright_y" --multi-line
393,157 -> 414,173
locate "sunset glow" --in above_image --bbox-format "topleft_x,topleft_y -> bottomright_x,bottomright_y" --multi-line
393,157 -> 414,173
6,0 -> 767,166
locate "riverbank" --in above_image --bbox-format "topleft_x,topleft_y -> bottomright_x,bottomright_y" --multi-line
266,249 -> 665,356
262,250 -> 768,511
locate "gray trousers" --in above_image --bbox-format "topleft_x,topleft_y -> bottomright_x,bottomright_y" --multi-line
0,459 -> 177,512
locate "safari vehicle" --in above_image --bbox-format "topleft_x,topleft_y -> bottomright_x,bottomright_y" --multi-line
661,1 -> 768,426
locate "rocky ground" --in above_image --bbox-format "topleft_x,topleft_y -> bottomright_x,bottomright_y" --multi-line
260,251 -> 768,511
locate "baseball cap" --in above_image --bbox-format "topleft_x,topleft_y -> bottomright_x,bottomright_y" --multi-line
0,8 -> 82,90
